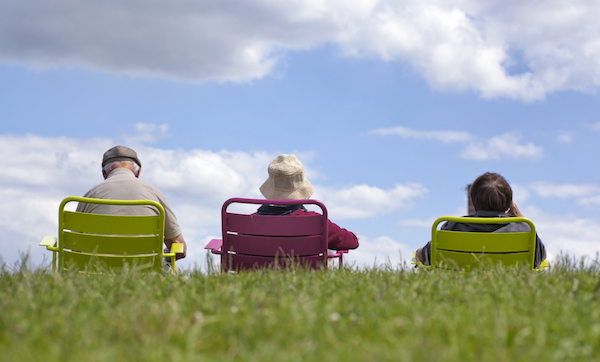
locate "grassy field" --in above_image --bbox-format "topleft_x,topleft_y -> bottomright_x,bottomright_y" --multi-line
1,256 -> 599,361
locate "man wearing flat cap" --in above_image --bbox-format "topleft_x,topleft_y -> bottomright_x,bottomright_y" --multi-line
77,145 -> 187,260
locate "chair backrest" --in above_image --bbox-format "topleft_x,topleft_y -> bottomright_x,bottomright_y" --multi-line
57,196 -> 166,273
431,216 -> 537,271
219,198 -> 329,271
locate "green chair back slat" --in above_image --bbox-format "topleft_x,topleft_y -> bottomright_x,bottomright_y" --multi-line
63,211 -> 161,234
431,216 -> 537,271
62,231 -> 161,255
62,251 -> 160,272
435,230 -> 531,253
435,250 -> 532,270
55,196 -> 167,273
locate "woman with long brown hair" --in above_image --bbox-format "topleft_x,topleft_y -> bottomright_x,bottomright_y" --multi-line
415,172 -> 547,268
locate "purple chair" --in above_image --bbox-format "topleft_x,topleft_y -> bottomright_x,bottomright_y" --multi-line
205,198 -> 348,272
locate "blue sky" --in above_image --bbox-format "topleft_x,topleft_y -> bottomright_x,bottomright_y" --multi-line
2,1 -> 600,269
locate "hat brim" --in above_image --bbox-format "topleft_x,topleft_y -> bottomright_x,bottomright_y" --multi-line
259,179 -> 314,200
103,156 -> 141,167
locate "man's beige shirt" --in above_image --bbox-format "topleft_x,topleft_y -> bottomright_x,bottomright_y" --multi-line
76,168 -> 182,239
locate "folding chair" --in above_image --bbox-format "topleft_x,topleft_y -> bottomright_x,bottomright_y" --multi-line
413,216 -> 549,271
205,198 -> 348,272
40,196 -> 184,273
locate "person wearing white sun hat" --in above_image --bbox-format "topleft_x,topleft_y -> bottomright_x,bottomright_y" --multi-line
257,154 -> 359,251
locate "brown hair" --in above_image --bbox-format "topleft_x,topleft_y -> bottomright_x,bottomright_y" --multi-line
469,172 -> 512,212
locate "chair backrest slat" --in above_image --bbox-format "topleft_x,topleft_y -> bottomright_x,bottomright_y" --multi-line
62,232 -> 161,255
225,213 -> 323,236
62,250 -> 160,272
223,253 -> 324,271
226,234 -> 323,257
436,250 -> 533,270
435,230 -> 531,253
63,211 -> 161,234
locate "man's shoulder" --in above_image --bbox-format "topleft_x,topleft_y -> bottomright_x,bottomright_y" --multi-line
495,222 -> 532,233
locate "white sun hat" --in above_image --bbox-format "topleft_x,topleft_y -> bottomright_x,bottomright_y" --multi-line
259,154 -> 314,200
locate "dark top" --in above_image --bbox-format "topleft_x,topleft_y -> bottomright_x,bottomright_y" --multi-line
419,210 -> 546,268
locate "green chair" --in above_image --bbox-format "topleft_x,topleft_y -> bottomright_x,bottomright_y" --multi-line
40,196 -> 184,273
414,216 -> 549,271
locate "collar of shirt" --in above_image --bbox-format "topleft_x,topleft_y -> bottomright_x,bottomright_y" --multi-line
107,167 -> 136,179
257,204 -> 307,215
472,210 -> 506,218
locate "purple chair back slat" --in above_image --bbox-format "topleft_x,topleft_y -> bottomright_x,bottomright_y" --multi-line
224,254 -> 325,271
226,234 -> 323,257
219,198 -> 329,272
225,213 -> 323,236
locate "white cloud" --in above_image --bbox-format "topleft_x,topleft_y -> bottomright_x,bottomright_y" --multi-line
460,132 -> 543,160
123,123 -> 170,145
521,206 -> 600,264
344,235 -> 413,269
398,217 -> 437,228
315,183 -> 428,219
529,181 -> 600,206
510,183 -> 531,204
369,125 -> 472,143
371,126 -> 543,160
556,131 -> 574,143
529,181 -> 600,199
1,1 -> 600,100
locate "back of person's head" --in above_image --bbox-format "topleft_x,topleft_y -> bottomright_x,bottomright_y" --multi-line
103,160 -> 140,175
469,172 -> 512,212
101,146 -> 142,179
102,145 -> 142,168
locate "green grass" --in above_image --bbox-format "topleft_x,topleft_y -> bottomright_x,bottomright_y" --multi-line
1,256 -> 600,361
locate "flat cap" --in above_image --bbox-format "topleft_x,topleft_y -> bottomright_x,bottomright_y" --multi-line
102,145 -> 142,167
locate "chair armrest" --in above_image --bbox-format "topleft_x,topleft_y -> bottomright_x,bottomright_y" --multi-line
162,243 -> 186,273
326,249 -> 348,258
204,239 -> 223,254
535,260 -> 551,271
411,252 -> 430,269
40,236 -> 58,251
171,243 -> 184,255
163,243 -> 185,258
327,250 -> 350,269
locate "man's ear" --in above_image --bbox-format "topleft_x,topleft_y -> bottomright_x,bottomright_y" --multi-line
102,170 -> 108,179
135,167 -> 141,178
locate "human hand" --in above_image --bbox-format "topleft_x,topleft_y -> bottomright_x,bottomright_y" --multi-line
506,201 -> 524,217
